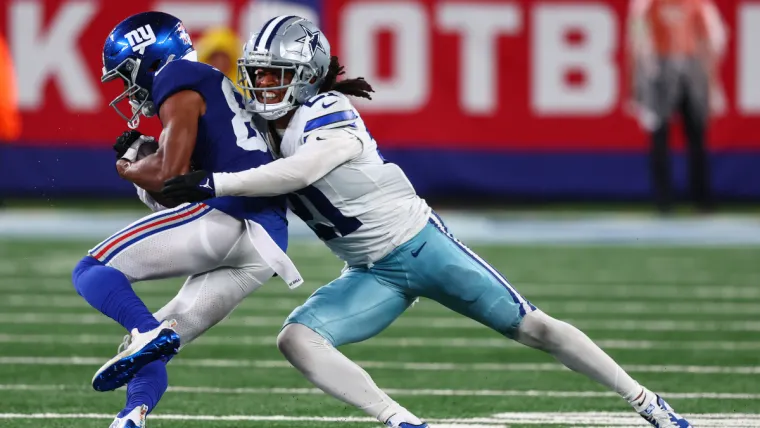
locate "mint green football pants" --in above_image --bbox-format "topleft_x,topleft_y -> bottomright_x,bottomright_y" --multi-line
284,212 -> 536,346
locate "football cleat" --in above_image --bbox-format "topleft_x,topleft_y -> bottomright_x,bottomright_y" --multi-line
384,411 -> 429,428
639,394 -> 692,428
92,319 -> 180,392
109,404 -> 147,428
387,423 -> 428,428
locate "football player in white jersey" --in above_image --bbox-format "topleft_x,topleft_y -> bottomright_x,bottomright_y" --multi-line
162,16 -> 692,428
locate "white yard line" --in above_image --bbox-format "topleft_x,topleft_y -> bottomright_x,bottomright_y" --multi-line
4,313 -> 760,333
0,383 -> 758,400
3,280 -> 760,300
0,295 -> 303,311
0,333 -> 758,351
0,411 -> 758,427
487,412 -> 760,426
4,295 -> 760,315
2,356 -> 759,374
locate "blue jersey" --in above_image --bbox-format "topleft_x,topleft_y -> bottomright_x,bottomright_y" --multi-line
152,60 -> 287,250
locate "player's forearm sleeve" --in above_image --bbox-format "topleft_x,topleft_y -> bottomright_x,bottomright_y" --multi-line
213,130 -> 363,197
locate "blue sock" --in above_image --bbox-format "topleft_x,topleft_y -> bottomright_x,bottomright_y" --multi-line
72,256 -> 159,333
118,359 -> 169,417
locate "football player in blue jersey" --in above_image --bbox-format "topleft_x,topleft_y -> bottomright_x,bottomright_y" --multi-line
70,11 -> 303,428
162,16 -> 693,428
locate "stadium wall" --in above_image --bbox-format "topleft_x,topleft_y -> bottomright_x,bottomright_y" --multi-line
1,0 -> 759,200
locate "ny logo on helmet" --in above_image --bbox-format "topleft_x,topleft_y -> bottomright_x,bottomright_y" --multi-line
124,25 -> 156,55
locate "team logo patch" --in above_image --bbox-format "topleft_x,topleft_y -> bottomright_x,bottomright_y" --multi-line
295,24 -> 326,58
125,24 -> 156,55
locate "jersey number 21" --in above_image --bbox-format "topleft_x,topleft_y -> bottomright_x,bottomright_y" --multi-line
288,187 -> 363,241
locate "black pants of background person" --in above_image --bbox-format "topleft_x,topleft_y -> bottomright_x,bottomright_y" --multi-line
639,57 -> 713,214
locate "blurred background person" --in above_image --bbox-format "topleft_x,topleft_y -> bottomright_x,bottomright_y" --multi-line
195,27 -> 242,91
0,33 -> 21,141
626,0 -> 726,214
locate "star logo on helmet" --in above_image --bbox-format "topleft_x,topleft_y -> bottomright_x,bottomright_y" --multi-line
295,24 -> 326,58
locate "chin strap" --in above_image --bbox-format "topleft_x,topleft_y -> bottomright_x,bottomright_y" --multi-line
128,116 -> 140,130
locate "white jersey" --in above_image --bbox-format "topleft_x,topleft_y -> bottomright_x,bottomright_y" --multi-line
278,91 -> 431,266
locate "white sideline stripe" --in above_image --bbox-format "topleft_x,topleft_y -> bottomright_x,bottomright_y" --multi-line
5,312 -> 760,332
5,295 -> 760,316
0,412 -> 758,427
3,356 -> 760,374
2,333 -> 760,351
4,209 -> 760,246
1,383 -> 759,400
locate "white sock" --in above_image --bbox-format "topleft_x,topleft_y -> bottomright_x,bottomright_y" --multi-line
628,386 -> 657,412
277,323 -> 423,425
516,310 -> 645,403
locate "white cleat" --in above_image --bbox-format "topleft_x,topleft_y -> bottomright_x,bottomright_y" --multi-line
635,393 -> 693,428
385,413 -> 430,428
92,319 -> 180,392
109,404 -> 147,428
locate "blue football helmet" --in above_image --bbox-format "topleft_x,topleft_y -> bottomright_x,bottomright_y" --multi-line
101,11 -> 195,128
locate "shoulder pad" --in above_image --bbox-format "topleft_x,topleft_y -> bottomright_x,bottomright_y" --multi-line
299,91 -> 360,134
152,60 -> 220,112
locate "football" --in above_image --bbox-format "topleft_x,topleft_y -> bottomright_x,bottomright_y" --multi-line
131,137 -> 179,208
136,137 -> 159,160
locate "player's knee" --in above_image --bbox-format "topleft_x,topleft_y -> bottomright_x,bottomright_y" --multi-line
71,256 -> 103,292
277,323 -> 303,358
518,310 -> 591,355
516,310 -> 559,351
277,323 -> 329,359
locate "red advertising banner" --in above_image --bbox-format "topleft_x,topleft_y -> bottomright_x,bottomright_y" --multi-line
2,0 -> 759,150
322,0 -> 760,150
0,0 -> 319,145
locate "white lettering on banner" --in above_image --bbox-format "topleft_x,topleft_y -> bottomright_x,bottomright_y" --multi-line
3,0 -> 752,119
10,0 -> 100,111
532,4 -> 617,115
342,2 -> 429,112
738,4 -> 760,114
154,2 -> 231,33
437,3 -> 522,115
240,1 -> 320,44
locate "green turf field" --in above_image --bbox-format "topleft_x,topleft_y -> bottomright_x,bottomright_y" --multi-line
0,239 -> 758,427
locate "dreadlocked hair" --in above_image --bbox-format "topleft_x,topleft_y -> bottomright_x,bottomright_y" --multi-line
318,56 -> 374,100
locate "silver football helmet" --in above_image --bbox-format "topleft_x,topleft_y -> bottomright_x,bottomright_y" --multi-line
238,15 -> 331,120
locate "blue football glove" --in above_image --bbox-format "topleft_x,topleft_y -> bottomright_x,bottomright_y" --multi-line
161,170 -> 216,203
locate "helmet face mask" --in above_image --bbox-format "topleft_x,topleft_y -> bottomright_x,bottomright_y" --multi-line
239,16 -> 331,120
101,57 -> 154,129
